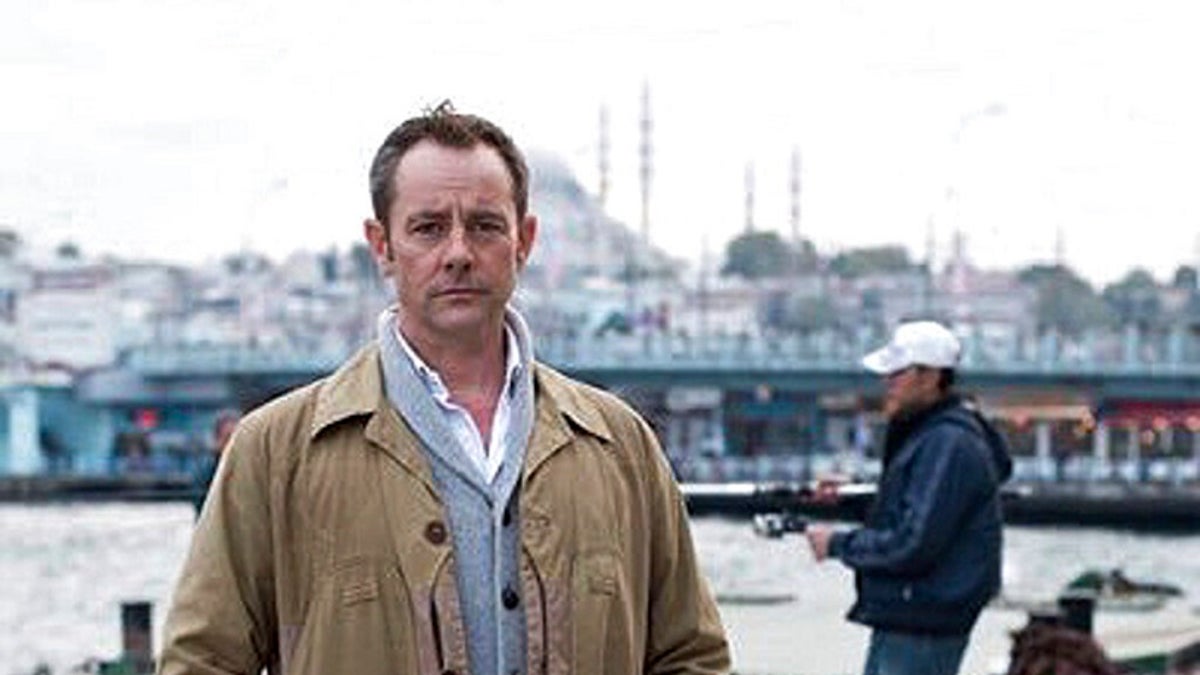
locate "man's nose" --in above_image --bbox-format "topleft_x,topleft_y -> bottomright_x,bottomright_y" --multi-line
441,223 -> 474,270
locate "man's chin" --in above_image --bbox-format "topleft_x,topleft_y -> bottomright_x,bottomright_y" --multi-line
882,400 -> 901,420
429,307 -> 497,335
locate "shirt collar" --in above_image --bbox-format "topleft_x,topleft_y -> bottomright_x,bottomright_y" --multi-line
390,312 -> 524,404
308,343 -> 616,446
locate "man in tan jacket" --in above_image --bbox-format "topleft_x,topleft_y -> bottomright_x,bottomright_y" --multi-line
158,103 -> 730,675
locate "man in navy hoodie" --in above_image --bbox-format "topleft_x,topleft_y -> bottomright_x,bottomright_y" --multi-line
806,320 -> 1013,675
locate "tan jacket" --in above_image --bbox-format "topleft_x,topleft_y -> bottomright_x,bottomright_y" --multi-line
159,345 -> 730,675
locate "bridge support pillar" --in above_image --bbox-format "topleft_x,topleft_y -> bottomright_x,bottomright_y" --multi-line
1092,422 -> 1110,480
1126,423 -> 1142,480
1193,429 -> 1200,480
4,388 -> 40,475
1035,421 -> 1053,481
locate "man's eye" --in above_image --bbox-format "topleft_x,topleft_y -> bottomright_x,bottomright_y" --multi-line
472,219 -> 506,235
412,221 -> 443,237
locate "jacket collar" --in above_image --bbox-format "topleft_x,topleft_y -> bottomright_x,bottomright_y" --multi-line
882,393 -> 960,468
310,343 -> 384,438
523,362 -> 614,479
532,362 -> 613,442
310,344 -> 614,447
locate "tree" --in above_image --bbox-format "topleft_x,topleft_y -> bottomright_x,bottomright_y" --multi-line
785,296 -> 838,333
828,245 -> 913,278
56,241 -> 81,259
758,290 -> 837,334
1102,269 -> 1163,328
1172,265 -> 1197,291
0,229 -> 20,258
721,231 -> 816,279
1016,264 -> 1113,336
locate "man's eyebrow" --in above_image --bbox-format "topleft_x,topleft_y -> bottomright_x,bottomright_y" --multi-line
405,209 -> 450,222
466,207 -> 508,218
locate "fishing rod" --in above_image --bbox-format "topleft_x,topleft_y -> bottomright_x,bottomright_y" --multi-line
682,480 -> 1031,539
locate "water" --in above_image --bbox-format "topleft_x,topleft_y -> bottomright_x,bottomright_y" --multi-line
695,519 -> 1200,674
3,504 -> 1200,675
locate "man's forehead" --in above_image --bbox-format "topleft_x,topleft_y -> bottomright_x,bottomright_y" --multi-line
394,141 -> 510,183
390,142 -> 513,208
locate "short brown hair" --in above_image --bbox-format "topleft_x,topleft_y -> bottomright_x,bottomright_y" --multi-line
368,100 -> 529,225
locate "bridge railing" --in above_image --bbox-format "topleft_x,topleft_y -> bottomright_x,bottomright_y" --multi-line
122,343 -> 347,376
534,330 -> 1200,376
119,327 -> 1200,377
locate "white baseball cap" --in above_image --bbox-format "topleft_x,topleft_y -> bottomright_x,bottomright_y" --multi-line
861,320 -> 961,375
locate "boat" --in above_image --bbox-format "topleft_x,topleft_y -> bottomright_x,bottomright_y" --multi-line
997,569 -> 1183,615
1065,568 -> 1184,613
997,581 -> 1199,675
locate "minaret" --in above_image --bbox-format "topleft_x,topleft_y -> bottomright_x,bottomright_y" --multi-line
598,104 -> 610,209
1054,225 -> 1066,267
1195,234 -> 1200,290
699,230 -> 711,340
951,229 -> 967,268
639,82 -> 653,249
950,229 -> 968,296
789,147 -> 801,245
922,217 -> 937,315
925,219 -> 937,274
744,161 -> 756,233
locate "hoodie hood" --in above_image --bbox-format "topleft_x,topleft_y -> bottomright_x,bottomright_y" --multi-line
941,399 -> 1014,483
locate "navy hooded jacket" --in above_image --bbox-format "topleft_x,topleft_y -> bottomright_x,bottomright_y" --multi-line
828,395 -> 1013,635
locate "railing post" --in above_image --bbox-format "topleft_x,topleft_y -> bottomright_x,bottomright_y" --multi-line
121,600 -> 154,673
1057,590 -> 1096,635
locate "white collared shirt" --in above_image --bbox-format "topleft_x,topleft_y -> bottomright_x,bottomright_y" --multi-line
393,323 -> 522,483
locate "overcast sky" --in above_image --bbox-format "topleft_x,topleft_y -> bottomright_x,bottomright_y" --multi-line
3,0 -> 1200,286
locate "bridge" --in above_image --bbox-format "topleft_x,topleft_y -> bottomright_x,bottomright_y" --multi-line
4,329 -> 1197,480
97,330 -> 1200,399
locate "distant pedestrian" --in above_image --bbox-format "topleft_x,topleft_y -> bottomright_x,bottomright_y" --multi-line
189,408 -> 240,517
805,320 -> 1013,675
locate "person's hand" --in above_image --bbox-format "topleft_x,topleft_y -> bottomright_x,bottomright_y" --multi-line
810,479 -> 841,505
805,524 -> 834,562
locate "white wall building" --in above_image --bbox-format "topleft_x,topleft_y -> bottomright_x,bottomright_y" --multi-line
18,259 -> 119,370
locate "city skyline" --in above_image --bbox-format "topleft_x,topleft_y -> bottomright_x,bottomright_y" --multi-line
4,0 -> 1200,286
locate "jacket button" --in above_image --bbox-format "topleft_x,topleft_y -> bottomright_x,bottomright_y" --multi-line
501,585 -> 520,610
425,520 -> 447,545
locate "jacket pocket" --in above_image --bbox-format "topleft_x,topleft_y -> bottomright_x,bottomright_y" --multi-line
572,549 -> 621,674
289,556 -> 415,674
337,557 -> 381,606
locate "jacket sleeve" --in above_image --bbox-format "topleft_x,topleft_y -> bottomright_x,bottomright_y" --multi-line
158,415 -> 278,674
829,426 -> 991,575
636,418 -> 732,674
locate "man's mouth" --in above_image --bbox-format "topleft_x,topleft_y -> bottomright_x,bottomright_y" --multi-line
436,287 -> 484,298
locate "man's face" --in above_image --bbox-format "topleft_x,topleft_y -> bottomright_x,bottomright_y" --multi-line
880,365 -> 940,419
364,140 -> 536,348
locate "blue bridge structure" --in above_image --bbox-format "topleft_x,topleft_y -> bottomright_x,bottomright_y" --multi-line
3,329 -> 1200,485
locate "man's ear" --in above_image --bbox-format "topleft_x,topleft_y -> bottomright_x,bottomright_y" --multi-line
364,218 -> 392,263
516,213 -> 538,270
